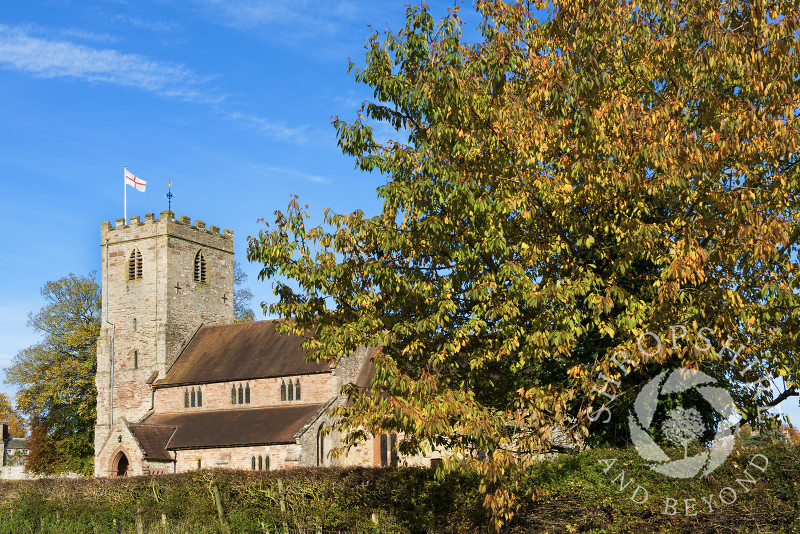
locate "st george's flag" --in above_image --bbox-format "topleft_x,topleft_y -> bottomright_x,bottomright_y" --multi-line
125,168 -> 146,192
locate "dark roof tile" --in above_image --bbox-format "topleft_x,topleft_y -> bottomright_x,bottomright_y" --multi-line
129,424 -> 175,461
155,320 -> 329,387
143,404 -> 324,449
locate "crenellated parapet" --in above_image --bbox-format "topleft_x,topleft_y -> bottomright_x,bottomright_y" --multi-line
100,212 -> 234,244
95,209 -> 236,475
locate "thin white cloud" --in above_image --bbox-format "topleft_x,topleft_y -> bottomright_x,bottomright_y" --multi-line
0,24 -> 313,145
191,0 -> 377,49
226,111 -> 311,145
114,15 -> 182,34
254,165 -> 332,184
58,28 -> 118,43
0,24 -> 212,101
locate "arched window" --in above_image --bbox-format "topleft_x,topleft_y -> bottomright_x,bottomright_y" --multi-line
258,455 -> 263,470
317,425 -> 325,466
380,434 -> 387,467
280,380 -> 286,401
231,385 -> 236,405
379,433 -> 399,467
264,455 -> 270,471
191,388 -> 196,408
197,387 -> 202,407
295,379 -> 301,401
238,384 -> 243,404
245,383 -> 251,404
251,456 -> 256,470
128,248 -> 142,280
184,389 -> 189,408
287,379 -> 294,401
194,250 -> 207,283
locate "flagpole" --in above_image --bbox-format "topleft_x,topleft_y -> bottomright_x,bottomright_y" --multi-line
124,165 -> 127,223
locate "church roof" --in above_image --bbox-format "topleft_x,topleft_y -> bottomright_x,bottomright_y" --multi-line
142,404 -> 325,449
154,320 -> 330,387
129,424 -> 176,461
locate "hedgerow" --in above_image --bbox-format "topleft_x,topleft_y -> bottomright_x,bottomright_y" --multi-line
1,442 -> 797,533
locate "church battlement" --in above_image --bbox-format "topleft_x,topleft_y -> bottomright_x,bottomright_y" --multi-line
100,211 -> 234,240
95,209 -> 235,474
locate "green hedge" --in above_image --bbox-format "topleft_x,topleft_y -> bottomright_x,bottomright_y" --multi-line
1,442 -> 797,533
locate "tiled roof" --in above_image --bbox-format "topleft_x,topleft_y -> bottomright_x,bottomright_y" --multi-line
129,424 -> 175,461
154,320 -> 330,387
142,404 -> 325,449
4,438 -> 27,450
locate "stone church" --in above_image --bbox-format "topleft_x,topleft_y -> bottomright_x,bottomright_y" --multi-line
93,212 -> 421,477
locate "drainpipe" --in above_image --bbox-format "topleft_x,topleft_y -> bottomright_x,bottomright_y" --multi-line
106,240 -> 115,427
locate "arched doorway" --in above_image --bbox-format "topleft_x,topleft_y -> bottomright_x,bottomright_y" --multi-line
112,451 -> 130,477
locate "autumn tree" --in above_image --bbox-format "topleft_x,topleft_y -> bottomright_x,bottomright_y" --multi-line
234,261 -> 256,323
248,0 -> 800,527
4,273 -> 100,475
0,393 -> 26,439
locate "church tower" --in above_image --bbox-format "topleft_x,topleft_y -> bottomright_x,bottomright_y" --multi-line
94,212 -> 234,473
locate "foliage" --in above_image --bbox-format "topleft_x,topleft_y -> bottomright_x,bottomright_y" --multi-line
4,273 -> 100,475
0,392 -> 26,438
233,261 -> 255,323
661,407 -> 704,456
0,444 -> 798,533
247,0 -> 800,527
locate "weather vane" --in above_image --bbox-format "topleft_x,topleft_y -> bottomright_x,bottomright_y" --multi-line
165,181 -> 174,211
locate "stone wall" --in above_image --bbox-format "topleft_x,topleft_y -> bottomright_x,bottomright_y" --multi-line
174,443 -> 300,472
153,374 -> 337,413
0,466 -> 30,480
332,346 -> 372,389
95,419 -> 150,477
95,212 -> 234,475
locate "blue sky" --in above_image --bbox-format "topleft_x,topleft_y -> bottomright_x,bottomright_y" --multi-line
0,0 -> 477,395
1,1 -> 797,427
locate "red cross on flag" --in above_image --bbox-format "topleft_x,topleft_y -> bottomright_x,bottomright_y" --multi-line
125,168 -> 146,192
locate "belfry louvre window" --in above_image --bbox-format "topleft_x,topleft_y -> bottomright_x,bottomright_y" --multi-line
128,249 -> 142,280
194,250 -> 207,283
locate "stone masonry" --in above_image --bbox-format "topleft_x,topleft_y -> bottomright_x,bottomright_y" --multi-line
94,212 -> 234,474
